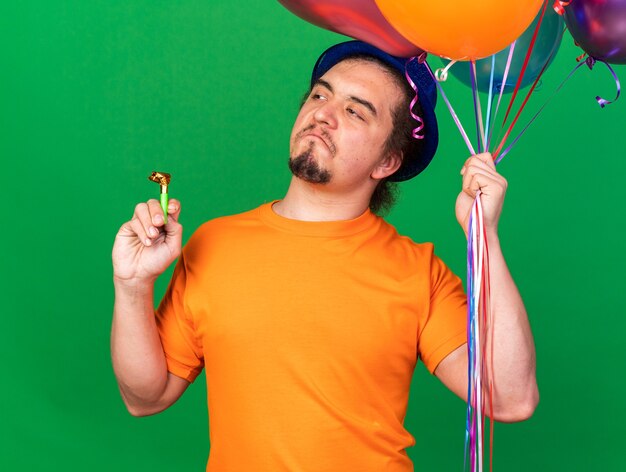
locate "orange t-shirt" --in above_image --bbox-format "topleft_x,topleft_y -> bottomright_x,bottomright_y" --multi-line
156,202 -> 467,471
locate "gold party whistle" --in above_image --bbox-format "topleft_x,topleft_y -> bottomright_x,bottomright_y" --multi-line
148,171 -> 171,224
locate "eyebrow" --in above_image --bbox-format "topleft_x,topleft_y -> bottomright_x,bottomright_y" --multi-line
314,78 -> 378,117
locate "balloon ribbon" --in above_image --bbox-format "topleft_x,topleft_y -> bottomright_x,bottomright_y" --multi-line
465,191 -> 494,472
499,0 -> 549,133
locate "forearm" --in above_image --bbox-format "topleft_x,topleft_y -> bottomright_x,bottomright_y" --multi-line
486,231 -> 538,421
111,278 -> 169,411
449,154 -> 538,421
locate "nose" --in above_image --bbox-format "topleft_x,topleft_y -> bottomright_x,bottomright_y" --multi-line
313,99 -> 338,129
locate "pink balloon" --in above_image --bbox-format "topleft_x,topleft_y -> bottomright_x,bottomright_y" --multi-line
277,0 -> 423,57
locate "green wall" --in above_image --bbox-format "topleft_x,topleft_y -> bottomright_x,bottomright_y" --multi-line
2,1 -> 624,470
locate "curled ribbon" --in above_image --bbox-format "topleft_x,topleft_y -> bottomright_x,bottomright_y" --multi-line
434,60 -> 457,82
405,56 -> 426,139
584,56 -> 622,107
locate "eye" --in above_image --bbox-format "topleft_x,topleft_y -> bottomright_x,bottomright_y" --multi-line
347,107 -> 364,121
310,92 -> 326,101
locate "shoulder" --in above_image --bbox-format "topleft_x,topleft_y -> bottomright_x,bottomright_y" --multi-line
182,205 -> 266,257
375,218 -> 462,285
353,217 -> 443,285
376,217 -> 436,260
195,206 -> 260,236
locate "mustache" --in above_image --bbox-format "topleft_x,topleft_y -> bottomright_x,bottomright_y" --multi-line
295,124 -> 336,155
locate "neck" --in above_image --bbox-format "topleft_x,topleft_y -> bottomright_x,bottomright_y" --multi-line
273,177 -> 374,222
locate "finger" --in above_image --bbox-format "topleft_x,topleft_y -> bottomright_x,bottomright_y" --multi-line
164,219 -> 183,254
471,163 -> 507,190
473,152 -> 495,169
166,198 -> 182,224
134,202 -> 160,241
462,161 -> 494,177
462,161 -> 506,186
128,216 -> 153,246
117,219 -> 138,237
462,153 -> 496,174
163,209 -> 183,236
146,198 -> 166,228
463,178 -> 506,205
462,170 -> 502,198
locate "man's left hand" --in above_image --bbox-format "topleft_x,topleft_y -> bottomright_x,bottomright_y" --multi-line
455,152 -> 507,237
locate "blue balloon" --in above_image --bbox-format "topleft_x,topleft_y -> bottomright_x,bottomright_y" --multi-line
448,8 -> 564,93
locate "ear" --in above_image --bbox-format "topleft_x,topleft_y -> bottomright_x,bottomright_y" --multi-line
371,150 -> 403,180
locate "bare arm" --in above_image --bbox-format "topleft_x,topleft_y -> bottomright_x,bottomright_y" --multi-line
111,198 -> 189,416
435,153 -> 539,422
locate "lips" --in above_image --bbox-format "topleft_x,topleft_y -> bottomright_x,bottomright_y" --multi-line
304,133 -> 327,146
299,129 -> 335,155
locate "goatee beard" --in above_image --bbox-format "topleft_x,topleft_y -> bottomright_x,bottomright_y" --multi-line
288,145 -> 331,184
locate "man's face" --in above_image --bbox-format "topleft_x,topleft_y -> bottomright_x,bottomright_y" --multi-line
289,59 -> 403,191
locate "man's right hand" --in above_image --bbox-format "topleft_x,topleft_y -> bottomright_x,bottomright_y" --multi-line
112,199 -> 183,284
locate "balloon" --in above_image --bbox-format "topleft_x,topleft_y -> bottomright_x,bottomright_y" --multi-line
563,0 -> 626,64
277,0 -> 423,57
374,0 -> 544,61
449,8 -> 564,93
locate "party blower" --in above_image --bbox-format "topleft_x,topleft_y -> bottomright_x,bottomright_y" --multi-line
148,171 -> 171,224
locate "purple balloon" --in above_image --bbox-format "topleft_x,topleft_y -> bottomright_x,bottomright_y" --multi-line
564,0 -> 626,64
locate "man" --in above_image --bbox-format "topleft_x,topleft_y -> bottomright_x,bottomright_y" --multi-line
111,41 -> 538,471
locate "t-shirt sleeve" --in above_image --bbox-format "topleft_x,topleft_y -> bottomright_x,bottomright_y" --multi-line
155,250 -> 204,382
418,253 -> 467,374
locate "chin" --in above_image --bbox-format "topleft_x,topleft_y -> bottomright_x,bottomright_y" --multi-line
288,151 -> 331,184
